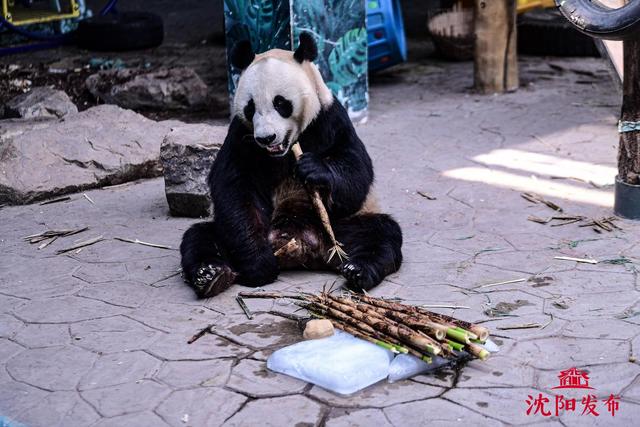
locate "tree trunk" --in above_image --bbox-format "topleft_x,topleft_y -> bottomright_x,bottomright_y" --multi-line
619,38 -> 640,185
473,0 -> 518,93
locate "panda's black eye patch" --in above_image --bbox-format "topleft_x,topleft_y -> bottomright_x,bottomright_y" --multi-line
244,99 -> 255,121
273,95 -> 293,118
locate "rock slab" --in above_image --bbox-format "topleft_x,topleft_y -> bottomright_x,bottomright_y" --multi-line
160,124 -> 225,217
3,86 -> 78,119
85,67 -> 208,110
0,105 -> 175,204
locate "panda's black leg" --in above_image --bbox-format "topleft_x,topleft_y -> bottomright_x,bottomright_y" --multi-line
180,221 -> 238,298
333,213 -> 403,291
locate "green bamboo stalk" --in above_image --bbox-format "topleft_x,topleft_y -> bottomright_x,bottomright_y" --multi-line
467,342 -> 490,360
330,318 -> 408,354
447,340 -> 465,352
319,297 -> 443,356
305,302 -> 408,354
355,294 -> 489,343
328,295 -> 447,341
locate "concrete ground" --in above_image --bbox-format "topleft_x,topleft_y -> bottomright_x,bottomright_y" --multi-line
2,55 -> 640,426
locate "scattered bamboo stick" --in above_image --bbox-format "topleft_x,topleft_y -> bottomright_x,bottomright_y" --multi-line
496,323 -> 542,330
417,191 -> 437,200
114,237 -> 172,250
521,192 -> 563,212
39,196 -> 71,205
476,278 -> 527,289
554,256 -> 598,264
527,215 -> 551,224
274,237 -> 299,257
83,193 -> 95,205
236,296 -> 253,319
56,235 -> 104,254
291,143 -> 348,263
24,226 -> 89,244
419,304 -> 470,310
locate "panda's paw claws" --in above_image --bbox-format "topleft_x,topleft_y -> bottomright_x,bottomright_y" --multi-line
295,153 -> 333,190
340,261 -> 378,292
191,264 -> 236,298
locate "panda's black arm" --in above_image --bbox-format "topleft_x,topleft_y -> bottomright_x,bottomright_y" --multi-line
296,103 -> 374,218
323,133 -> 374,217
208,122 -> 279,285
296,132 -> 373,218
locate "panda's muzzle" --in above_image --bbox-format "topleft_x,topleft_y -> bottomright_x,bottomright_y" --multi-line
256,133 -> 293,157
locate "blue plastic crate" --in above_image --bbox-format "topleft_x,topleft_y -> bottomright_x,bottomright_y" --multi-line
367,0 -> 407,72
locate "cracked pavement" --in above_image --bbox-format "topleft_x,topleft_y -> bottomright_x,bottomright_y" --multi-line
2,56 -> 640,426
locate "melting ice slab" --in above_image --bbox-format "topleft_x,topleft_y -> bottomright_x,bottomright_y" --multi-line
267,330 -> 394,395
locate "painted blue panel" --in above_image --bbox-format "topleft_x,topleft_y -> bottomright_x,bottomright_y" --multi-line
291,0 -> 368,121
224,0 -> 292,99
224,0 -> 368,122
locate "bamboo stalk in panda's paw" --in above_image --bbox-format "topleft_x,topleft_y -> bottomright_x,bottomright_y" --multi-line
291,142 -> 348,263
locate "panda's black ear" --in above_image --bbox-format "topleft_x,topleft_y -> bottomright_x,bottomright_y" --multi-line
294,32 -> 317,63
230,40 -> 255,70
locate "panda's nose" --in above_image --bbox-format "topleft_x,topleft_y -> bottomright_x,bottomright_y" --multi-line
255,134 -> 276,146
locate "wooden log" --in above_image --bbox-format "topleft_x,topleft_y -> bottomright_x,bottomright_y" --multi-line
473,0 -> 518,93
619,38 -> 640,185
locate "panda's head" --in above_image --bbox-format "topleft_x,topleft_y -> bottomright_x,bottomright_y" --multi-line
230,33 -> 334,157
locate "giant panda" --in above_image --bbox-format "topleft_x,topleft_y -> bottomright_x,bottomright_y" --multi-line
180,33 -> 403,298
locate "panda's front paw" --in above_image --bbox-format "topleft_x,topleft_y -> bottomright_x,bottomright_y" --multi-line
340,260 -> 380,292
191,263 -> 237,298
295,152 -> 333,190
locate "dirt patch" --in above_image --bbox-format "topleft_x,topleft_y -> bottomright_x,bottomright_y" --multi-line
484,300 -> 534,317
0,63 -> 96,112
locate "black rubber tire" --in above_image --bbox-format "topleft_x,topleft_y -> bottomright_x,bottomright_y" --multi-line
76,12 -> 164,52
517,9 -> 599,57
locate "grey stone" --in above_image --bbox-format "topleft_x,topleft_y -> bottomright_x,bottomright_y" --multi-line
384,398 -> 500,426
326,409 -> 393,427
13,323 -> 71,348
15,295 -> 128,323
0,338 -> 24,363
3,86 -> 77,119
156,359 -> 233,388
76,280 -> 156,308
81,380 -> 170,417
78,351 -> 162,391
456,357 -> 536,388
11,391 -> 100,427
160,123 -> 224,217
309,380 -> 443,408
444,387 -> 534,425
0,381 -> 48,421
146,330 -> 250,361
0,104 -> 174,204
92,411 -> 170,427
0,313 -> 23,339
6,345 -> 96,391
70,316 -> 161,354
155,388 -> 247,427
85,67 -> 208,110
227,359 -> 307,397
224,395 -> 323,427
507,337 -> 629,370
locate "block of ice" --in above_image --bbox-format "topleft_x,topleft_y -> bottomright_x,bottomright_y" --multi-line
480,338 -> 500,353
388,354 -> 451,383
267,330 -> 394,395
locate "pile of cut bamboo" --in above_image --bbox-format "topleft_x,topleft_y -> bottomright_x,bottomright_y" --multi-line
239,291 -> 491,363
